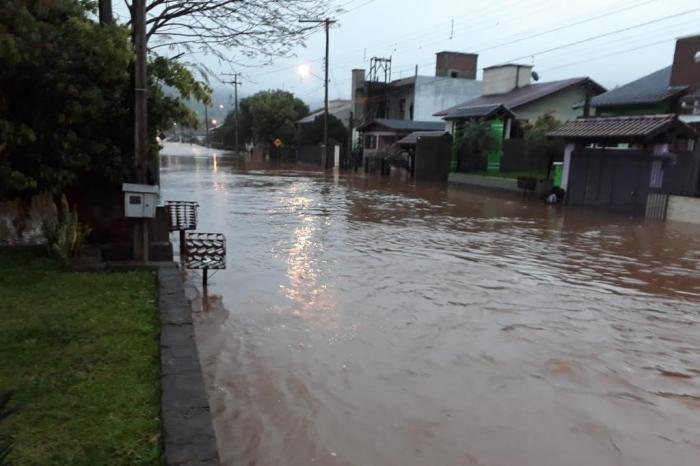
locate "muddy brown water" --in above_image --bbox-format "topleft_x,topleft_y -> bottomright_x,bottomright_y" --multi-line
161,146 -> 700,466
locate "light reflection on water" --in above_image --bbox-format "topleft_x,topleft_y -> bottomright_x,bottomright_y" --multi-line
162,147 -> 700,466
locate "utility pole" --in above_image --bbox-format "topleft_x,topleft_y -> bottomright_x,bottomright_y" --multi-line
348,111 -> 354,169
204,104 -> 210,147
133,0 -> 149,261
224,73 -> 242,152
300,18 -> 336,169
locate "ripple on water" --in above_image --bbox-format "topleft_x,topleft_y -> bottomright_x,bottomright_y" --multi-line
161,157 -> 700,466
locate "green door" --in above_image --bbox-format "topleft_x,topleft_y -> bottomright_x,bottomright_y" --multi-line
487,121 -> 504,173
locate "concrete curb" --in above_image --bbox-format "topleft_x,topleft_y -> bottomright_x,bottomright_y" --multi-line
159,264 -> 219,465
448,172 -> 520,192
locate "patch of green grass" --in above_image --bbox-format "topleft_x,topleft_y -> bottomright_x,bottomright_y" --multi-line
0,249 -> 161,465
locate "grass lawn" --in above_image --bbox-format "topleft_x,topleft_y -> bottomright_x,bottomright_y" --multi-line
0,248 -> 161,465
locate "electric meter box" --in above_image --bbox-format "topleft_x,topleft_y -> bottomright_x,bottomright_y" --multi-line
122,183 -> 159,218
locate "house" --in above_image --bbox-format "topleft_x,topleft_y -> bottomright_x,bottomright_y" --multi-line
297,99 -> 352,127
436,64 -> 605,134
548,114 -> 697,217
356,119 -> 444,160
435,63 -> 605,173
350,51 -> 483,126
591,34 -> 700,119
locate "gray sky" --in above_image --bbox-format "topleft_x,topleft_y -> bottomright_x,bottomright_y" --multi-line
226,0 -> 700,110
117,0 -> 700,112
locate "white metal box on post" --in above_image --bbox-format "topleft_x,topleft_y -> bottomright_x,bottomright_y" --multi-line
122,183 -> 159,218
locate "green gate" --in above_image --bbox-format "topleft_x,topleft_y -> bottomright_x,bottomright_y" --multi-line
487,121 -> 504,173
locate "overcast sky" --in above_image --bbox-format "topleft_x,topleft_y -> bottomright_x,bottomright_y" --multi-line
221,0 -> 700,110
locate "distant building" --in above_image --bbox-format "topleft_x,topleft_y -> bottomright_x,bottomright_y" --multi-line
350,51 -> 483,126
591,34 -> 700,121
357,119 -> 444,159
297,99 -> 352,127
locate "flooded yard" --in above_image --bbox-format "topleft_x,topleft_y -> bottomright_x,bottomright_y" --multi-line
161,144 -> 700,466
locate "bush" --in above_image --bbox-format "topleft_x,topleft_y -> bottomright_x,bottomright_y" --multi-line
0,391 -> 17,466
41,195 -> 91,261
453,121 -> 501,171
367,145 -> 406,174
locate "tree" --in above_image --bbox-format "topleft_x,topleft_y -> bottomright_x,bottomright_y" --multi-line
131,0 -> 333,67
0,0 -> 209,199
297,114 -> 348,147
522,113 -> 563,174
219,90 -> 308,146
452,121 -> 501,172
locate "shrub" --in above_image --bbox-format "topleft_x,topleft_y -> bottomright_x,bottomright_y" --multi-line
41,195 -> 91,261
0,391 -> 17,466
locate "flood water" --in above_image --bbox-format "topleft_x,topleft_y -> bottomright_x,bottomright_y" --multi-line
160,143 -> 700,466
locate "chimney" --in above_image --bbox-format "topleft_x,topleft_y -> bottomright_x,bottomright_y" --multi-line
435,51 -> 478,79
351,69 -> 366,122
670,34 -> 700,91
482,64 -> 533,96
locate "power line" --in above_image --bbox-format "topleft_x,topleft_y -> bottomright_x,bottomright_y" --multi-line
539,37 -> 676,73
496,7 -> 700,65
475,0 -> 659,54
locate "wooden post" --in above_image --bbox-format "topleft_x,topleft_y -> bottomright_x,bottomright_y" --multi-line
133,0 -> 149,262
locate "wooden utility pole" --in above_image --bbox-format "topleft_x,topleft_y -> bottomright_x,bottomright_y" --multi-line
348,111 -> 354,169
204,104 -> 210,147
224,73 -> 242,151
133,0 -> 149,261
299,18 -> 336,169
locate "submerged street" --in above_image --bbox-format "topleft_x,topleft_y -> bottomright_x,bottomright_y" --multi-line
161,144 -> 700,466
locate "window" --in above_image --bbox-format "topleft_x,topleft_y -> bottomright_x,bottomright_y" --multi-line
399,99 -> 406,120
409,103 -> 414,120
450,71 -> 458,78
364,134 -> 377,149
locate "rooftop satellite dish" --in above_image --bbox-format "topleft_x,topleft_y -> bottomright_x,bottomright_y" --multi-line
694,50 -> 700,63
531,70 -> 540,81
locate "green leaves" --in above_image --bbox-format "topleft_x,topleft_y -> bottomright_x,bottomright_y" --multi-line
219,89 -> 309,145
0,0 -> 211,199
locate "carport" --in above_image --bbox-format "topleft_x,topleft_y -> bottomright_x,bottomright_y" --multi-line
548,114 -> 696,217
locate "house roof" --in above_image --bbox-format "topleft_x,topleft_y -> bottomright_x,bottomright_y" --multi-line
591,66 -> 688,108
297,100 -> 351,124
547,114 -> 697,140
396,131 -> 449,146
357,119 -> 445,132
435,77 -> 604,118
441,103 -> 516,121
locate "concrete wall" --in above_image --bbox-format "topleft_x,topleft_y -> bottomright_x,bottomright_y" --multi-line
385,85 -> 415,120
482,65 -> 532,95
667,195 -> 700,225
516,85 -> 588,124
413,76 -> 482,121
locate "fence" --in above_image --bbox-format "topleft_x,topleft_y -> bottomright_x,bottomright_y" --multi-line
662,151 -> 700,196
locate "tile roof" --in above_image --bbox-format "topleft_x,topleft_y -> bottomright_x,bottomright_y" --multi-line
441,103 -> 516,121
591,66 -> 687,108
396,131 -> 448,145
358,119 -> 445,132
435,77 -> 603,117
547,114 -> 696,140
